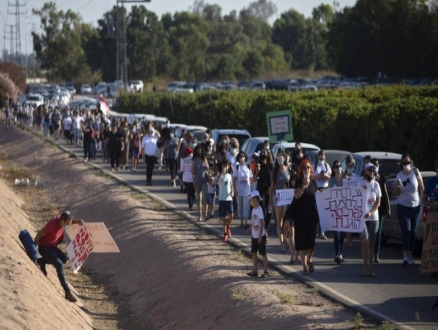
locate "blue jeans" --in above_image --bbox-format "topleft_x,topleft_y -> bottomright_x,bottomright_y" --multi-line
397,204 -> 421,252
38,246 -> 70,293
333,231 -> 345,256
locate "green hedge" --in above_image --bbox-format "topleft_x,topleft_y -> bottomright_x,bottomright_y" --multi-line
116,86 -> 438,169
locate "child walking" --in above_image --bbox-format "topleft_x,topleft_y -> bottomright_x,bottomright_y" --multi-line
244,190 -> 269,278
218,160 -> 234,242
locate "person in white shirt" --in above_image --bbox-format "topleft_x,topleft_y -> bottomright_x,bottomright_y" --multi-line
217,159 -> 234,242
232,151 -> 253,228
360,163 -> 381,277
244,190 -> 269,278
73,112 -> 83,146
313,150 -> 331,240
141,124 -> 161,186
63,113 -> 73,144
180,147 -> 195,210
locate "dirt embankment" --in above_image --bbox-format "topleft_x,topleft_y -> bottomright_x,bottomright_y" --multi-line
0,123 -> 378,330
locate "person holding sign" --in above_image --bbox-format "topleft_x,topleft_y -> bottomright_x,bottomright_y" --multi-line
360,163 -> 381,277
285,179 -> 319,275
244,190 -> 269,278
34,211 -> 84,303
269,150 -> 291,251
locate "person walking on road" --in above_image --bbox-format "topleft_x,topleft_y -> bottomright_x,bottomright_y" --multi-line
218,159 -> 234,242
141,124 -> 161,186
164,129 -> 179,186
233,151 -> 253,228
313,150 -> 331,240
180,147 -> 195,210
244,190 -> 269,278
392,153 -> 424,266
34,211 -> 84,303
106,124 -> 124,172
360,163 -> 381,277
192,144 -> 209,221
119,120 -> 130,170
371,158 -> 390,264
129,123 -> 141,172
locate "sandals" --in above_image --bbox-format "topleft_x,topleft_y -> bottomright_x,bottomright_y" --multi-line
361,269 -> 368,277
302,267 -> 309,276
308,262 -> 315,273
289,258 -> 295,264
247,271 -> 258,277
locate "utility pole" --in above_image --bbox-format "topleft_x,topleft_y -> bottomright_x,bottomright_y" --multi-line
0,12 -> 5,61
5,24 -> 15,63
8,0 -> 27,67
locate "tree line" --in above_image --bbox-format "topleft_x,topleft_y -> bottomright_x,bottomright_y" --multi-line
31,0 -> 438,83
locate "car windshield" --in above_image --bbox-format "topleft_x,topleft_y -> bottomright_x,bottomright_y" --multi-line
378,160 -> 400,179
220,134 -> 249,147
28,96 -> 40,101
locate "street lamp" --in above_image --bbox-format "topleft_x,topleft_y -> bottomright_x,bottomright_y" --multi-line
116,0 -> 151,91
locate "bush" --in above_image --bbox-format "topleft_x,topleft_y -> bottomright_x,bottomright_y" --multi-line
0,62 -> 26,93
116,86 -> 438,169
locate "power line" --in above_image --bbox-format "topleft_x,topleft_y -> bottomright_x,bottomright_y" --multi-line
8,0 -> 26,66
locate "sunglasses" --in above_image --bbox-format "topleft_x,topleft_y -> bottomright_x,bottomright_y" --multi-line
303,166 -> 311,169
402,161 -> 411,165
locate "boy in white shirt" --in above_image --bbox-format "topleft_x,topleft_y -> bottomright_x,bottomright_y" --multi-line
244,190 -> 269,278
218,160 -> 234,242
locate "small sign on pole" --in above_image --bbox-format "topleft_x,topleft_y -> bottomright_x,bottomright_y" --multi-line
266,110 -> 293,143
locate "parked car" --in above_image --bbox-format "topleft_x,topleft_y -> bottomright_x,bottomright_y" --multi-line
340,151 -> 402,179
382,171 -> 435,256
174,125 -> 208,139
25,94 -> 44,108
211,129 -> 251,149
80,84 -> 92,94
241,137 -> 271,159
306,150 -> 351,168
271,142 -> 320,159
166,81 -> 186,92
129,80 -> 144,93
248,80 -> 266,91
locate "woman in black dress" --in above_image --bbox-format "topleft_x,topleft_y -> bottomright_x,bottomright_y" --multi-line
285,178 -> 319,275
106,124 -> 124,172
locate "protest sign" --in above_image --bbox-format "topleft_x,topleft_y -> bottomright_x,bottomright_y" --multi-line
180,158 -> 192,173
66,222 -> 120,253
316,186 -> 367,233
266,110 -> 293,143
275,189 -> 294,206
66,226 -> 94,273
420,212 -> 438,274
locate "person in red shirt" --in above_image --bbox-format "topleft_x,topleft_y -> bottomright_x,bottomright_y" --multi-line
34,211 -> 84,303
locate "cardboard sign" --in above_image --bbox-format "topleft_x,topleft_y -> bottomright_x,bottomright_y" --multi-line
316,187 -> 367,233
66,227 -> 94,274
266,110 -> 293,143
420,212 -> 438,274
275,189 -> 294,206
66,222 -> 120,253
180,157 -> 192,173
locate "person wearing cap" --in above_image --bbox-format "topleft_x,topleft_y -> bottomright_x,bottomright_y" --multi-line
244,190 -> 269,278
34,211 -> 84,302
180,147 -> 196,210
360,163 -> 381,277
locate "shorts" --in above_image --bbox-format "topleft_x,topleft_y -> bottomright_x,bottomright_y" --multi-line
131,147 -> 139,158
64,129 -> 71,139
206,193 -> 215,205
219,201 -> 233,218
251,236 -> 267,255
359,221 -> 378,240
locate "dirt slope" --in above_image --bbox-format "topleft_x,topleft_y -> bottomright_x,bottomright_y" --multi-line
0,123 -> 377,330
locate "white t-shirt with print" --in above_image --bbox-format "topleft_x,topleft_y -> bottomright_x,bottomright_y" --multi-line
233,164 -> 253,196
314,162 -> 332,188
396,170 -> 420,207
251,206 -> 265,238
218,173 -> 233,201
360,178 -> 382,221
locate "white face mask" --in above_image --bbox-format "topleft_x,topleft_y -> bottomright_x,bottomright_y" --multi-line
231,148 -> 236,154
222,140 -> 227,145
64,225 -> 70,231
303,174 -> 309,179
277,158 -> 284,165
346,167 -> 353,174
404,164 -> 411,171
318,159 -> 324,165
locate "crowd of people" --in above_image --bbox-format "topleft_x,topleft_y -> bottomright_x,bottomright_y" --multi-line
4,100 -> 437,280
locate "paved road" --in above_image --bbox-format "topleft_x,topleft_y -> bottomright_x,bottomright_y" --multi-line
2,118 -> 436,329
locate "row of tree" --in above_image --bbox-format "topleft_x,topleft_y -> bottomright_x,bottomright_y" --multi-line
31,0 -> 438,83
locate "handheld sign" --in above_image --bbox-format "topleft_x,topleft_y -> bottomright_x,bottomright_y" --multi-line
276,189 -> 294,206
316,187 -> 367,233
180,158 -> 192,174
66,227 -> 94,274
266,110 -> 293,143
66,222 -> 120,253
420,212 -> 438,274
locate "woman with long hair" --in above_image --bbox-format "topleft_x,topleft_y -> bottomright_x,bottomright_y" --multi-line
192,144 -> 209,221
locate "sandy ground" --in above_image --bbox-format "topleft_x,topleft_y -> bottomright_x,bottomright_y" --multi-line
0,121 -> 378,330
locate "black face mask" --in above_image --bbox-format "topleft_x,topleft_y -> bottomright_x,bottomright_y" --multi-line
260,155 -> 267,161
365,174 -> 373,181
295,149 -> 301,155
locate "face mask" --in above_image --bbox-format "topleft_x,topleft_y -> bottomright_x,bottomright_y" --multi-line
197,150 -> 202,154
264,145 -> 269,150
191,143 -> 197,148
207,147 -> 212,152
231,148 -> 236,154
260,155 -> 267,161
318,159 -> 324,165
303,174 -> 309,179
346,167 -> 353,174
375,167 -> 379,174
295,149 -> 301,155
404,164 -> 411,171
365,174 -> 373,182
169,133 -> 174,138
182,138 -> 186,144
64,225 -> 70,231
222,140 -> 227,145
250,199 -> 256,208
277,158 -> 284,165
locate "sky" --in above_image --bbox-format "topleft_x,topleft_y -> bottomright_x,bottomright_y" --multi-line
0,0 -> 357,55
